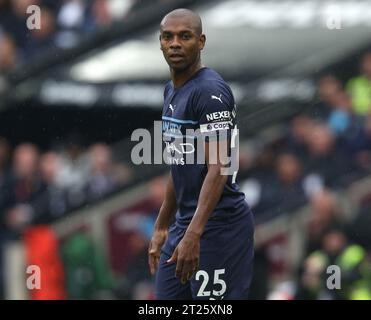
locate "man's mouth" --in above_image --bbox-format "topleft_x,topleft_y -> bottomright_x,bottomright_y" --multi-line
169,53 -> 184,62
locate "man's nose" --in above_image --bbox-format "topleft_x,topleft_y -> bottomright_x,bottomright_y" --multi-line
170,36 -> 181,49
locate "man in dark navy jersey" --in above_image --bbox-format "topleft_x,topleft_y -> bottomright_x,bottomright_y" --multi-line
148,8 -> 254,300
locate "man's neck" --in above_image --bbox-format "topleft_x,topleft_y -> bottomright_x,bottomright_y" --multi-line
171,61 -> 204,89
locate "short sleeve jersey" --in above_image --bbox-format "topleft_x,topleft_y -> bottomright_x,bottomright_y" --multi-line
162,67 -> 249,226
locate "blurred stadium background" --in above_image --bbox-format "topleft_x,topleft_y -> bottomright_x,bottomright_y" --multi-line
1,0 -> 371,300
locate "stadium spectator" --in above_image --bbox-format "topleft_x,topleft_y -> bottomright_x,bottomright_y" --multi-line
310,77 -> 365,156
303,123 -> 351,187
0,137 -> 12,299
0,137 -> 12,213
312,75 -> 343,120
11,143 -> 44,203
56,136 -> 89,208
0,32 -> 18,73
34,152 -> 68,222
347,51 -> 371,115
3,144 -> 45,234
326,91 -> 353,135
243,150 -> 307,220
1,0 -> 36,49
351,114 -> 371,173
23,6 -> 58,60
306,189 -> 346,254
295,229 -> 340,300
348,202 -> 371,251
296,226 -> 371,300
86,143 -> 119,201
273,152 -> 307,212
240,145 -> 277,220
284,115 -> 313,160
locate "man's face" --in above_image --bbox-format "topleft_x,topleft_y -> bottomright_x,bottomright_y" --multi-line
160,16 -> 205,71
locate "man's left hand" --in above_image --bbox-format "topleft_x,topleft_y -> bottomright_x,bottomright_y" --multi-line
167,231 -> 200,284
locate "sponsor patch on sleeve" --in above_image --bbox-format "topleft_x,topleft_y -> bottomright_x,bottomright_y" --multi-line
200,121 -> 230,133
205,111 -> 230,122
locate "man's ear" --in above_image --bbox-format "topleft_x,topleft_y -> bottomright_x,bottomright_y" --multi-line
159,34 -> 164,51
199,34 -> 206,51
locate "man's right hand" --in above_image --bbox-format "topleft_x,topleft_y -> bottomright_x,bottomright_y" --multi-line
148,228 -> 168,275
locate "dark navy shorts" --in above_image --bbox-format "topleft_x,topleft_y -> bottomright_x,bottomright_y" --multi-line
155,209 -> 254,300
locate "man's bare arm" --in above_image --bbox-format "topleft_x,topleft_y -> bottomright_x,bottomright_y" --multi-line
167,138 -> 229,283
186,139 -> 229,236
148,173 -> 177,275
154,173 -> 177,230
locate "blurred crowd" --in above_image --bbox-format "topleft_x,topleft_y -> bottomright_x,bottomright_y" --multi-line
240,52 -> 371,222
240,51 -> 371,300
0,138 -> 133,237
0,0 -> 169,73
0,138 -> 134,299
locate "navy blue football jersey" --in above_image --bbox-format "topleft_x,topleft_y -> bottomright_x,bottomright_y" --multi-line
162,67 -> 249,226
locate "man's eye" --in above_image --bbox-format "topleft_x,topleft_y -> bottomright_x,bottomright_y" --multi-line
182,34 -> 191,40
162,34 -> 172,40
